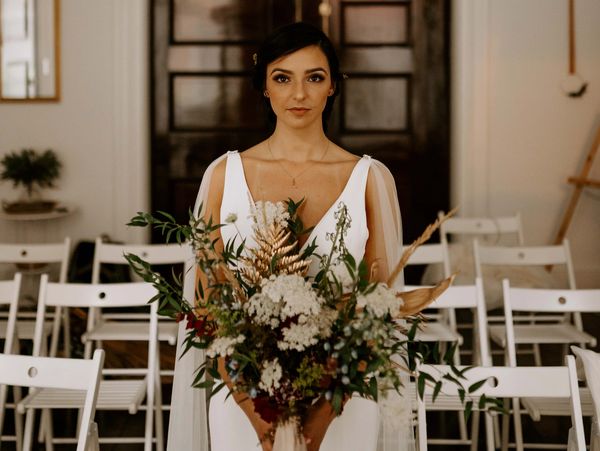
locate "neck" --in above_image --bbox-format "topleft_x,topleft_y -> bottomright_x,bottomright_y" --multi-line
269,120 -> 328,162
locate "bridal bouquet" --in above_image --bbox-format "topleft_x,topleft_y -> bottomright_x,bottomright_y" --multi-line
126,200 -> 491,449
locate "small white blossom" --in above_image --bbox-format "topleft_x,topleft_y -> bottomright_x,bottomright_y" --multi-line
261,274 -> 324,319
279,322 -> 320,351
206,335 -> 245,358
245,292 -> 281,327
259,358 -> 283,396
356,284 -> 403,318
224,213 -> 238,224
249,201 -> 289,232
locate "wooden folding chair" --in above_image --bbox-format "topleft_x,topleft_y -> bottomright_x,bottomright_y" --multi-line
1,350 -> 104,451
502,280 -> 599,450
475,239 -> 593,366
0,273 -> 22,448
0,238 -> 71,357
18,275 -> 163,451
416,356 -> 586,451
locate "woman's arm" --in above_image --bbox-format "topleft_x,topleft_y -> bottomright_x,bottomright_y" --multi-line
364,163 -> 402,284
197,159 -> 273,450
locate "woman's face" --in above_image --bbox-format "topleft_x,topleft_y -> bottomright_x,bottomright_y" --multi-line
265,45 -> 334,130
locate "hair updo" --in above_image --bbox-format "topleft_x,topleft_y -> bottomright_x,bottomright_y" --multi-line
251,22 -> 343,130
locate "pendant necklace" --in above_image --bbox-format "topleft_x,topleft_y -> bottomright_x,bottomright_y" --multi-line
267,138 -> 330,188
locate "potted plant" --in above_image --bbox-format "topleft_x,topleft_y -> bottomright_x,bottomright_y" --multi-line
1,148 -> 62,213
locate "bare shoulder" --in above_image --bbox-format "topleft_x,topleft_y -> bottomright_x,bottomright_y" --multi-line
327,143 -> 361,164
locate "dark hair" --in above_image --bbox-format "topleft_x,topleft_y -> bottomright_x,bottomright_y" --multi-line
251,22 -> 343,129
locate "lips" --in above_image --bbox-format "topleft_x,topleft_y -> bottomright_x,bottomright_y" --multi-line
288,107 -> 310,117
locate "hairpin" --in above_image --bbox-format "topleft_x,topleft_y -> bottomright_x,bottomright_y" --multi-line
252,53 -> 258,66
342,73 -> 349,80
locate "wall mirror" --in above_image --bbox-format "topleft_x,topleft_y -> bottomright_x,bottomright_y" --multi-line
0,0 -> 60,101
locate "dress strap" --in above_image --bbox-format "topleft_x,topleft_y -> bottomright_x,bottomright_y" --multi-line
341,155 -> 371,202
223,151 -> 244,201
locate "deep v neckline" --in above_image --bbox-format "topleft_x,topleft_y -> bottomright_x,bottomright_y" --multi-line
235,152 -> 367,251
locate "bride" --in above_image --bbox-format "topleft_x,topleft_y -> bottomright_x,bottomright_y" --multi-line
167,22 -> 412,451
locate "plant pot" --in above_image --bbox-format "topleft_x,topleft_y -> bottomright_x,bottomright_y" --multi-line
2,200 -> 57,214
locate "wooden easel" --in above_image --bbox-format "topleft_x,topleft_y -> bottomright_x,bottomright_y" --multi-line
553,124 -> 600,245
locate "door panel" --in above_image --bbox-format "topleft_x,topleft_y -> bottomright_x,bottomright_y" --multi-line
151,0 -> 450,247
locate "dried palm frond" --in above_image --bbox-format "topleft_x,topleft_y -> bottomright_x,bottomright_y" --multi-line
239,222 -> 311,285
387,207 -> 458,288
396,273 -> 455,318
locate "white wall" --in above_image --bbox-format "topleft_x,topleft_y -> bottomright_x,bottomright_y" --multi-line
453,0 -> 600,288
0,0 -> 149,246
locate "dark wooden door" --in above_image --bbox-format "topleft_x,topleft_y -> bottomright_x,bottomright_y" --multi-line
151,0 -> 450,244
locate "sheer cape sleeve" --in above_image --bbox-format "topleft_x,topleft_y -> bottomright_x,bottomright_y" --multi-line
369,159 -> 415,451
367,158 -> 404,289
167,154 -> 227,451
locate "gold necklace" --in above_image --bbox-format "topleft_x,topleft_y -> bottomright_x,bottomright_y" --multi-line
267,138 -> 330,188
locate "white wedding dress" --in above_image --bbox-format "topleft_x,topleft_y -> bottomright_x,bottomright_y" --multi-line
167,151 -> 414,451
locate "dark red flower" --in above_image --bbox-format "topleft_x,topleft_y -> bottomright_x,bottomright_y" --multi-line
252,396 -> 281,424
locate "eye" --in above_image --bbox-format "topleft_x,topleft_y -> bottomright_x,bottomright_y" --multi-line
307,73 -> 325,82
272,74 -> 290,83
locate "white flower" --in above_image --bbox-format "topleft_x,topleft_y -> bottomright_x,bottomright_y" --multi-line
327,262 -> 355,293
206,335 -> 245,358
259,358 -> 283,396
249,200 -> 289,232
245,292 -> 281,327
356,284 -> 403,318
261,274 -> 324,320
279,322 -> 320,351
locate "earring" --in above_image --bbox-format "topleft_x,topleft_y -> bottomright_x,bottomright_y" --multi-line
263,91 -> 269,98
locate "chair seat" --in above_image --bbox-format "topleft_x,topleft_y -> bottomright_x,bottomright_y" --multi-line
0,320 -> 53,340
521,388 -> 594,421
489,324 -> 596,347
19,379 -> 147,415
415,322 -> 463,344
83,321 -> 178,345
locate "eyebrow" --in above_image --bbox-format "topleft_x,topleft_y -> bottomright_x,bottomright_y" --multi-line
269,67 -> 329,75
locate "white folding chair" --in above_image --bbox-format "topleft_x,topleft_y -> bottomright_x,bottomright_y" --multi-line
404,243 -> 454,349
430,213 -> 524,309
18,275 -> 163,451
502,280 -> 599,450
87,239 -> 193,358
1,350 -> 104,451
440,213 -> 525,246
416,356 -> 586,451
409,278 -> 495,450
0,238 -> 71,357
475,239 -> 592,366
0,273 -> 22,448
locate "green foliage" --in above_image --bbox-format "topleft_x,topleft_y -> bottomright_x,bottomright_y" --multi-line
124,201 -> 501,423
1,148 -> 61,197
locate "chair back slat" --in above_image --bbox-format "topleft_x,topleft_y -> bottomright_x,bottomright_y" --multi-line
43,278 -> 158,308
0,352 -> 103,391
0,238 -> 71,283
92,237 -> 192,283
440,213 -> 524,242
476,241 -> 570,266
504,285 -> 600,313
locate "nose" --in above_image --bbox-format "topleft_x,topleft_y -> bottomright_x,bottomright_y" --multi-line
293,80 -> 306,101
